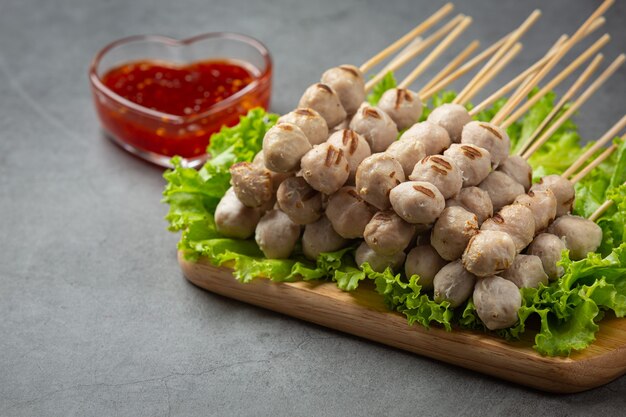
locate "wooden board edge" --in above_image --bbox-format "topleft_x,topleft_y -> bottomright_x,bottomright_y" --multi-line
178,252 -> 626,393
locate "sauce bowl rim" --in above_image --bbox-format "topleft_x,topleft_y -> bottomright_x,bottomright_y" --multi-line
89,32 -> 272,124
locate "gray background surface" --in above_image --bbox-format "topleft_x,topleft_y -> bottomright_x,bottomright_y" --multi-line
1,0 -> 625,416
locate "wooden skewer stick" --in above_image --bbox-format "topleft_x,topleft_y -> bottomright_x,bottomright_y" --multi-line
561,114 -> 626,177
501,34 -> 610,128
588,177 -> 625,221
508,35 -> 569,104
515,54 -> 604,156
490,0 -> 615,126
365,14 -> 466,92
419,40 -> 480,94
469,16 -> 605,117
453,10 -> 542,105
570,144 -> 617,184
457,43 -> 523,105
467,36 -> 568,116
419,35 -> 509,100
360,3 -> 454,73
589,199 -> 615,222
521,54 -> 625,160
507,16 -> 605,104
379,37 -> 423,74
398,16 -> 473,89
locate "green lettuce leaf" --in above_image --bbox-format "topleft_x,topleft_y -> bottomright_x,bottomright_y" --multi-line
503,244 -> 626,356
162,108 -> 278,231
360,263 -> 453,330
367,72 -> 397,105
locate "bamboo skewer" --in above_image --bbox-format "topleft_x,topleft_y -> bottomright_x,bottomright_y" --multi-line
419,40 -> 480,94
360,3 -> 455,73
490,0 -> 615,125
453,10 -> 542,105
365,14 -> 466,92
507,17 -> 603,104
501,34 -> 611,128
569,144 -> 618,184
378,37 -> 424,74
398,16 -> 473,89
457,43 -> 523,105
521,54 -> 625,160
419,35 -> 509,100
589,199 -> 615,221
561,115 -> 626,177
467,37 -> 568,116
588,176 -> 625,222
508,35 -> 569,105
469,16 -> 605,117
515,54 -> 604,156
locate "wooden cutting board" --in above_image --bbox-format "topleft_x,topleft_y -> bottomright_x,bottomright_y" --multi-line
178,252 -> 626,393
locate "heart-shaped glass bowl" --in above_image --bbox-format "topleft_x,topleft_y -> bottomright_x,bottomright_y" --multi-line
89,32 -> 272,168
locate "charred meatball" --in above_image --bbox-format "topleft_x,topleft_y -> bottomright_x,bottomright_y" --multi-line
461,121 -> 510,168
355,153 -> 405,210
299,83 -> 347,128
349,104 -> 399,152
278,108 -> 329,145
263,122 -> 312,173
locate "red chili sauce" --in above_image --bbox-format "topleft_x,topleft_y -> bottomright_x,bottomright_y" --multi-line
96,59 -> 270,158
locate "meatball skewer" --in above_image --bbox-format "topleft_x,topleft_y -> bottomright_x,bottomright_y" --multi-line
301,4 -> 456,128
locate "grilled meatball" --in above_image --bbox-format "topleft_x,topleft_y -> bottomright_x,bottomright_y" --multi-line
215,188 -> 261,239
514,189 -> 557,232
326,186 -> 376,239
498,155 -> 532,191
389,181 -> 445,224
404,244 -> 447,290
443,143 -> 492,187
530,174 -> 575,217
349,104 -> 399,152
355,153 -> 405,210
263,122 -> 312,173
300,143 -> 350,194
473,275 -> 521,330
433,260 -> 477,308
252,151 -> 292,192
255,209 -> 301,259
276,176 -> 322,225
526,233 -> 566,280
462,230 -> 517,277
326,129 -> 372,181
461,121 -> 510,168
409,155 -> 463,199
377,88 -> 423,130
399,121 -> 451,155
229,162 -> 273,208
355,241 -> 406,273
547,215 -> 602,260
320,65 -> 365,116
299,83 -> 347,128
479,171 -> 525,211
302,216 -> 348,260
385,137 -> 426,177
446,186 -> 493,225
364,210 -> 415,256
501,254 -> 548,289
278,108 -> 329,145
426,103 -> 471,143
481,204 -> 535,252
431,206 -> 479,261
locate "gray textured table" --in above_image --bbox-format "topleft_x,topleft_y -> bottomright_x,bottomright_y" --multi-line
1,0 -> 625,416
